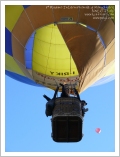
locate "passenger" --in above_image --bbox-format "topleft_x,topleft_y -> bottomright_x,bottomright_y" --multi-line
43,83 -> 88,117
59,83 -> 70,97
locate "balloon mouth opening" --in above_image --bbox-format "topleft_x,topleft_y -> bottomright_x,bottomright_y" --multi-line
24,23 -> 80,91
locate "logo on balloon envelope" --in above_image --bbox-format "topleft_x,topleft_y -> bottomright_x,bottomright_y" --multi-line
35,71 -> 79,81
60,17 -> 73,21
50,71 -> 75,76
33,70 -> 80,88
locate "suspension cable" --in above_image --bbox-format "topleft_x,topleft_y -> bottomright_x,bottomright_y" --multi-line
77,7 -> 80,23
24,9 -> 35,31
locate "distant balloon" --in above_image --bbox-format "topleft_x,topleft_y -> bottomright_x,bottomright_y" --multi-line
95,128 -> 101,133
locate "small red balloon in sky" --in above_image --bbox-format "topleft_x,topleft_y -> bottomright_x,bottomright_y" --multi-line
95,128 -> 101,133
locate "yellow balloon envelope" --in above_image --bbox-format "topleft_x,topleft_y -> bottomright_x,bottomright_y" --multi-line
5,5 -> 115,93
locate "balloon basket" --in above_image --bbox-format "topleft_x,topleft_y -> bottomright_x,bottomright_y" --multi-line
51,97 -> 83,142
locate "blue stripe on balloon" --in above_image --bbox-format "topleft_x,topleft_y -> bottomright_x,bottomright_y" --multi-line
87,25 -> 96,32
5,27 -> 13,56
91,74 -> 115,87
100,5 -> 108,10
97,32 -> 106,49
25,31 -> 35,69
5,70 -> 44,87
23,5 -> 31,9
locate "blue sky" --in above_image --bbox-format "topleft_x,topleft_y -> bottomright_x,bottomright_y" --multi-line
5,75 -> 115,152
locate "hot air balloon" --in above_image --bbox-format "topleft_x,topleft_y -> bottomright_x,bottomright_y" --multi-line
5,5 -> 115,142
95,128 -> 101,133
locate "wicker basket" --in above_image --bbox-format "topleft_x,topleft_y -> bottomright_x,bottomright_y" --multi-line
51,97 -> 83,142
